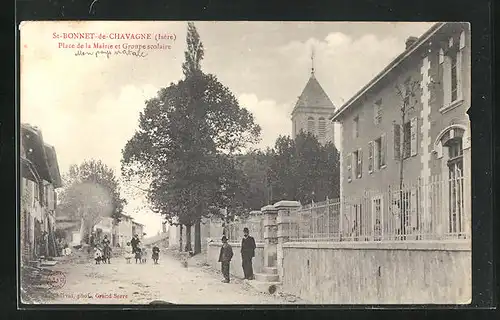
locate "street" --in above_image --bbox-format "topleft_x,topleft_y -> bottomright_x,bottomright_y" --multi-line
30,250 -> 305,304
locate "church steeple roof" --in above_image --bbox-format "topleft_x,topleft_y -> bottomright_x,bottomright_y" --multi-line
292,73 -> 334,115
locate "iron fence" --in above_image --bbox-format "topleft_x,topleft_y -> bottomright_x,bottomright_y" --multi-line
290,174 -> 470,242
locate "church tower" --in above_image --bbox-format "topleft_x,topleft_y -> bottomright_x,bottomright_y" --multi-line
291,49 -> 335,145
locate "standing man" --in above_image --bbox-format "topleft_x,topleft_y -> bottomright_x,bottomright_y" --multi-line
130,234 -> 140,253
218,236 -> 233,283
241,227 -> 256,280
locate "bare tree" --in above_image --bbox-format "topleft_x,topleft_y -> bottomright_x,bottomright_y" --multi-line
394,78 -> 420,238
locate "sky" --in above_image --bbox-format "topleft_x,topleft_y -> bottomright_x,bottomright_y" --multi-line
20,21 -> 434,236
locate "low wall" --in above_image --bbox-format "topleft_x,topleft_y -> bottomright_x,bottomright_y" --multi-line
281,241 -> 471,304
207,241 -> 265,279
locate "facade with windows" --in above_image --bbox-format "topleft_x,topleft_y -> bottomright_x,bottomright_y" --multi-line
21,124 -> 63,262
291,70 -> 335,145
331,22 -> 471,240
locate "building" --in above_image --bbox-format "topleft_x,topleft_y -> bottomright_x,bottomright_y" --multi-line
55,214 -> 81,246
93,216 -> 113,243
330,22 -> 471,239
132,221 -> 145,240
113,213 -> 134,247
291,57 -> 336,145
20,124 -> 63,263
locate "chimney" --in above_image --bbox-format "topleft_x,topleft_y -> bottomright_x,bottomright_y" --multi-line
405,36 -> 419,50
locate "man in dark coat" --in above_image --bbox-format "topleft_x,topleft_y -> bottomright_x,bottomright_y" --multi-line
218,236 -> 233,283
130,234 -> 140,253
241,227 -> 256,280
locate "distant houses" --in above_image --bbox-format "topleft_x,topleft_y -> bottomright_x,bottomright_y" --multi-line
20,123 -> 63,263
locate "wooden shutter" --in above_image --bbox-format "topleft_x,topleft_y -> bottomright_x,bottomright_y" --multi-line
381,133 -> 386,167
357,148 -> 362,178
347,153 -> 352,181
368,141 -> 374,173
393,124 -> 401,160
410,117 -> 418,156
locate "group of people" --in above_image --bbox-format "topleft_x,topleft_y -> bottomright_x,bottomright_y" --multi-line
124,234 -> 160,264
218,227 -> 256,283
93,234 -> 112,264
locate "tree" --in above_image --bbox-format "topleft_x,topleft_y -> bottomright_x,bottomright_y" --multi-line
268,132 -> 340,204
234,150 -> 273,209
122,22 -> 261,254
58,159 -> 126,244
394,78 -> 420,237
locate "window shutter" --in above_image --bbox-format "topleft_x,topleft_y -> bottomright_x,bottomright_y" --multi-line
381,133 -> 386,167
347,153 -> 352,181
410,188 -> 418,228
393,124 -> 401,160
443,56 -> 452,107
357,148 -> 363,178
410,117 -> 418,156
368,141 -> 373,173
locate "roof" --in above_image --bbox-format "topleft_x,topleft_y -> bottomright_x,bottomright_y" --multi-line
291,73 -> 335,115
44,144 -> 63,188
330,22 -> 446,122
21,124 -> 52,183
142,232 -> 169,246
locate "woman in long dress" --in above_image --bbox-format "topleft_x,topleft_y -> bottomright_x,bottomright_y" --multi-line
124,242 -> 134,264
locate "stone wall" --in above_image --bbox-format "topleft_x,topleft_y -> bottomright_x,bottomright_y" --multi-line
206,241 -> 265,279
280,241 -> 471,304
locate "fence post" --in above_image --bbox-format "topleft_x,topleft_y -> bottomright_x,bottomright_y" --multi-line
274,200 -> 301,282
261,205 -> 278,270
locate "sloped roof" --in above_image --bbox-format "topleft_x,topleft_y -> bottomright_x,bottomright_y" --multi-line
142,232 -> 169,246
44,144 -> 63,188
330,22 -> 447,121
292,73 -> 334,115
21,124 -> 52,183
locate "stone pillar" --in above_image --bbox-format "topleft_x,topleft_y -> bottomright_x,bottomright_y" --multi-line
274,200 -> 301,281
261,205 -> 278,269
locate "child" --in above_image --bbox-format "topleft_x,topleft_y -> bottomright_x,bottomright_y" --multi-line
135,247 -> 142,264
94,247 -> 103,264
124,242 -> 133,264
141,247 -> 148,264
152,245 -> 160,264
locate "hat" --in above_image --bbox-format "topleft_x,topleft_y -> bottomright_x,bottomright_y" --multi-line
243,227 -> 249,233
221,235 -> 228,241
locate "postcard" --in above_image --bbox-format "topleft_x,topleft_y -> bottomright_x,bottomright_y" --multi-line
19,21 -> 471,305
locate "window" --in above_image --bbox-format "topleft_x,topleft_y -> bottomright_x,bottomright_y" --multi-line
307,117 -> 315,134
441,34 -> 464,109
374,99 -> 382,125
403,121 -> 411,159
353,148 -> 362,179
318,117 -> 326,138
446,137 -> 464,235
368,141 -> 374,173
347,153 -> 352,182
353,116 -> 359,138
394,124 -> 401,160
33,182 -> 39,204
395,118 -> 417,160
451,53 -> 458,102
